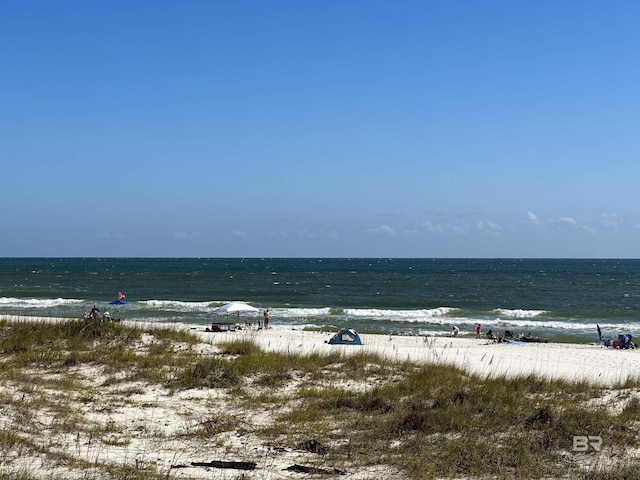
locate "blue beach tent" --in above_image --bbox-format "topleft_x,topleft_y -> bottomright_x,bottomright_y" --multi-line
327,328 -> 363,345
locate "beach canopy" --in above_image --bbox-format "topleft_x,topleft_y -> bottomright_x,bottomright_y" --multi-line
212,302 -> 259,315
327,327 -> 363,345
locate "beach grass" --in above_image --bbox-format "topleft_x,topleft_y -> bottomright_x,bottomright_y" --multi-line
1,318 -> 640,479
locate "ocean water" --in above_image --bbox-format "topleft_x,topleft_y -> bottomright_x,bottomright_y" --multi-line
1,258 -> 639,343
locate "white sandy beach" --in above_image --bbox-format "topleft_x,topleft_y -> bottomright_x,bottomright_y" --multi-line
188,324 -> 640,387
4,314 -> 639,386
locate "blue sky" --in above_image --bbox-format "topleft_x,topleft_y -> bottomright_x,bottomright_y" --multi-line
1,1 -> 638,258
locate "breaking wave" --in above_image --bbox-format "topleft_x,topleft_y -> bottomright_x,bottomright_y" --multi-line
494,308 -> 547,318
0,297 -> 83,308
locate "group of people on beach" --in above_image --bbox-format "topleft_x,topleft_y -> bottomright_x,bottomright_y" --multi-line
451,324 -> 528,343
451,323 -> 483,339
85,305 -> 111,321
451,324 -> 551,344
485,329 -> 515,343
207,308 -> 271,333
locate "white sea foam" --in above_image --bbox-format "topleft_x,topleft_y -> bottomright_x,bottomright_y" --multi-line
140,299 -> 217,312
3,296 -> 638,340
273,307 -> 332,318
0,297 -> 83,308
344,307 -> 455,320
494,308 -> 547,318
269,323 -> 330,331
503,318 -> 633,332
444,316 -> 635,334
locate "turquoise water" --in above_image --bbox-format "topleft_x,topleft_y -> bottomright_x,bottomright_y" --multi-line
1,258 -> 639,342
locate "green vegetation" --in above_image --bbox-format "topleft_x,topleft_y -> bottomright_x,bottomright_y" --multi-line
1,318 -> 639,479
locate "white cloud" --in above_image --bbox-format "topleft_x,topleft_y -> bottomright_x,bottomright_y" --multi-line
421,217 -> 502,236
527,211 -> 541,224
367,224 -> 397,236
232,230 -> 248,238
477,221 -> 502,235
527,212 -> 596,232
451,225 -> 471,234
296,229 -> 315,239
399,227 -> 419,235
423,220 -> 444,233
601,213 -> 621,229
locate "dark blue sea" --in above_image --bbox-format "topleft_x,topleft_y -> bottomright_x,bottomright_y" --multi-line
1,258 -> 640,343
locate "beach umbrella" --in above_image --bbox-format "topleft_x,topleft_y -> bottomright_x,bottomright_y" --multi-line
212,302 -> 259,315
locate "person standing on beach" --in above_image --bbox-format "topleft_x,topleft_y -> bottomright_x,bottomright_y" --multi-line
263,309 -> 270,329
452,326 -> 459,338
476,324 -> 482,338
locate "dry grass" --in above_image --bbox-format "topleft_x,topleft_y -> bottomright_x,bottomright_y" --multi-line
1,318 -> 640,479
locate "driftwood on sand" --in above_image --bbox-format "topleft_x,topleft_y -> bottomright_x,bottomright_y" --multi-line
172,460 -> 257,470
285,463 -> 347,475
